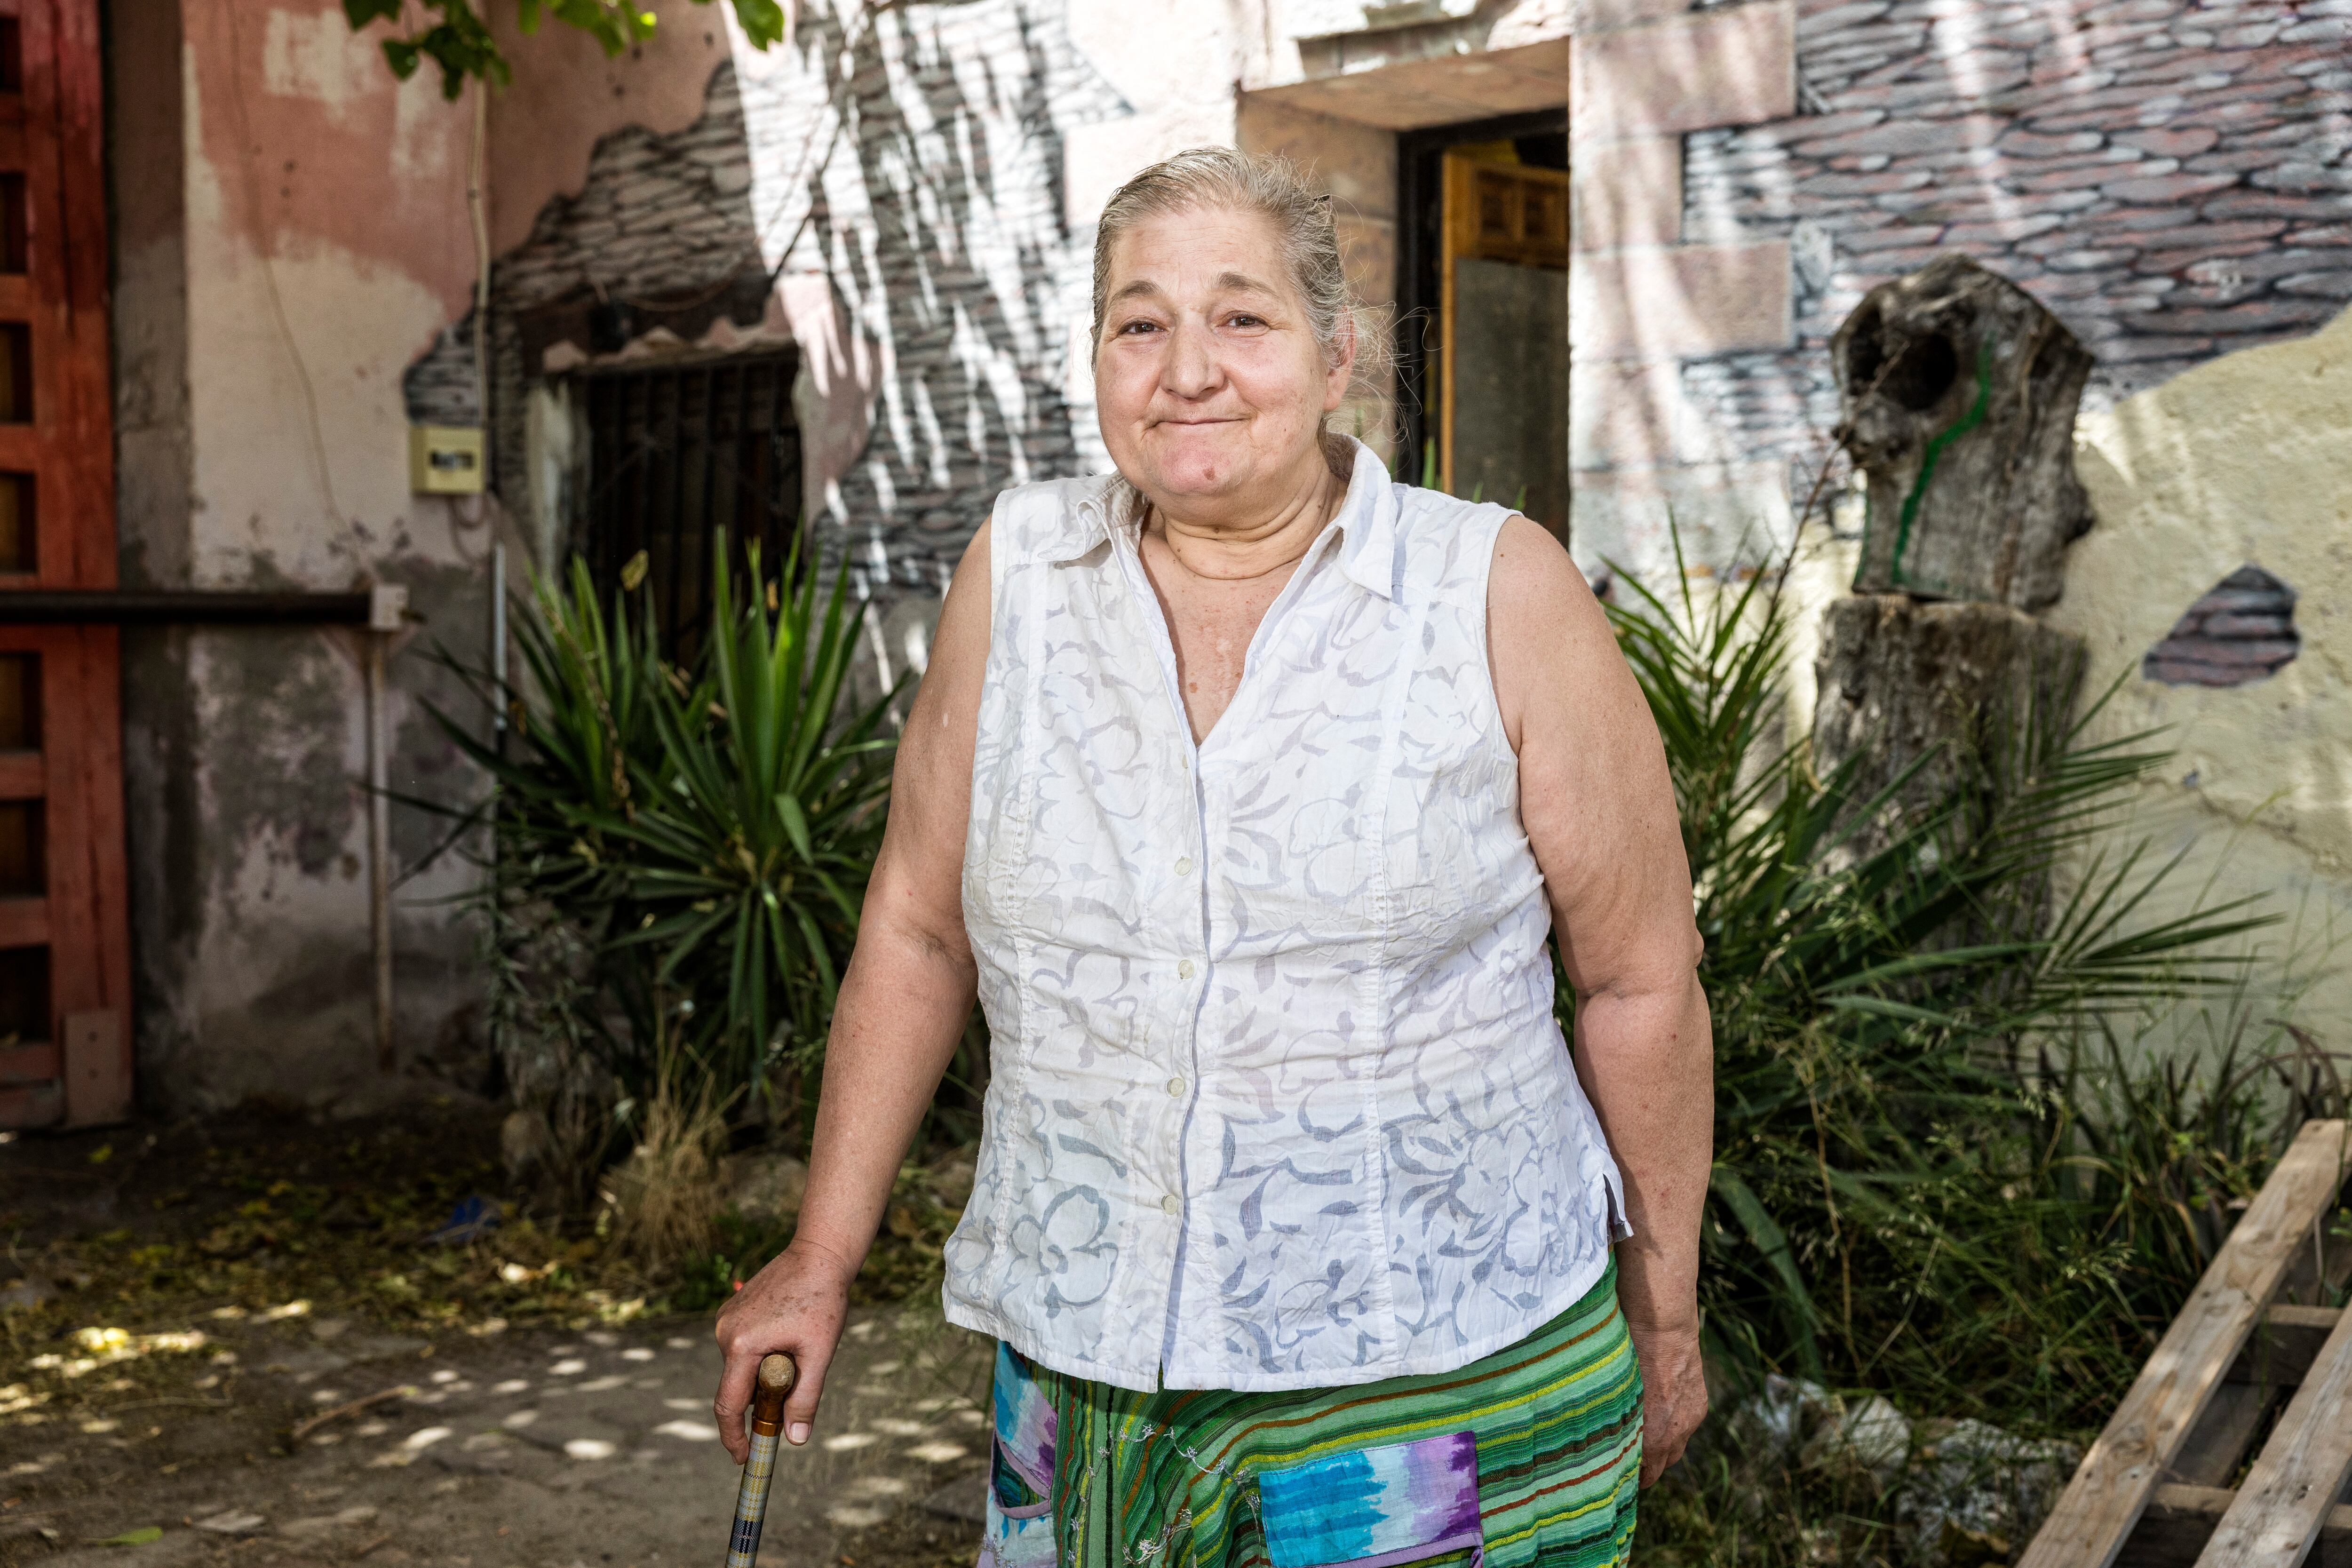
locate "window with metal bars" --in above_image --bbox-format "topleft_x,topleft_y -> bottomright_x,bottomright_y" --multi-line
574,350 -> 805,655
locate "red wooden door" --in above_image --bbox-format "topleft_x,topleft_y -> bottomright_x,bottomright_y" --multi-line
0,0 -> 130,1129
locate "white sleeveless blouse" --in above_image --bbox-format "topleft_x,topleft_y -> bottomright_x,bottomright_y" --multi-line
943,441 -> 1628,1393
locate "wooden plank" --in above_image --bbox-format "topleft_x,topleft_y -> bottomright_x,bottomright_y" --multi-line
0,1040 -> 55,1083
0,1077 -> 62,1130
2197,1298 -> 2352,1566
46,627 -> 129,1124
0,747 -> 37,798
2131,1486 -> 2352,1568
0,891 -> 43,945
2022,1120 -> 2352,1568
58,1007 -> 122,1126
2228,1306 -> 2346,1390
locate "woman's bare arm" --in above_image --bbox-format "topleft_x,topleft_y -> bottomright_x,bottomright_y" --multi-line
1487,517 -> 1713,1485
712,520 -> 992,1462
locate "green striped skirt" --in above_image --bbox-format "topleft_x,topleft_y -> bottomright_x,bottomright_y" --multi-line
975,1262 -> 1642,1568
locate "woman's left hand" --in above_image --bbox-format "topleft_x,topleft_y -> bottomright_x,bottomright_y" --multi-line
1627,1316 -> 1708,1486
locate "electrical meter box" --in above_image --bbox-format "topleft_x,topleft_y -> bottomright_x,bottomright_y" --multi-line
409,426 -> 485,494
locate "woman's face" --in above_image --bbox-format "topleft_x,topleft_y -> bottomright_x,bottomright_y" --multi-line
1094,206 -> 1353,519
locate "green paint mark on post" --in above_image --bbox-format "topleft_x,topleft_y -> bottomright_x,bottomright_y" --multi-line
1889,338 -> 1995,590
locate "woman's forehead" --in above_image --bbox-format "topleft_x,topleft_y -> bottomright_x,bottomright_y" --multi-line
1107,206 -> 1290,296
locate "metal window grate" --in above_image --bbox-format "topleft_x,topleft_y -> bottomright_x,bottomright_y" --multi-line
577,350 -> 804,654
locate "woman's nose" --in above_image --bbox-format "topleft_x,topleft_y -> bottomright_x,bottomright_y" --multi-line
1162,318 -> 1224,398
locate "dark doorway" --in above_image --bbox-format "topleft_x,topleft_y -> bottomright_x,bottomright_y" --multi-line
1396,111 -> 1569,536
572,351 -> 805,656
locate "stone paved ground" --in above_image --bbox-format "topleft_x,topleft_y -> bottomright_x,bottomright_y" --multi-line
2,1303 -> 991,1568
0,1107 -> 992,1568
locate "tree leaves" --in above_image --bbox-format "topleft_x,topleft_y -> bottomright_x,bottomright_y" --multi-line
342,1 -> 783,99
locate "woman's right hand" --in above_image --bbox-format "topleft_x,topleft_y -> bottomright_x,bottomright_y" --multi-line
712,1239 -> 857,1463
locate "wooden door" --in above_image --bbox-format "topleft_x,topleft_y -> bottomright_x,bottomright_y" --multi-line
0,0 -> 130,1129
1438,155 -> 1571,536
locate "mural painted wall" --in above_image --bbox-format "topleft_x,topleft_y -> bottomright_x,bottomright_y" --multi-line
102,0 -> 2350,1104
1566,0 -> 2352,583
2046,302 -> 2352,1051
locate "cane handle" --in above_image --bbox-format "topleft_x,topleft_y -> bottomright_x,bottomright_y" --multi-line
749,1353 -> 797,1438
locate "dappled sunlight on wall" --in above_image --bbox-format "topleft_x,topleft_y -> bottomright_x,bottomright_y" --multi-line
2046,302 -> 2352,1054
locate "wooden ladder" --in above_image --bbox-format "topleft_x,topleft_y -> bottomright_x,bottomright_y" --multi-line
2021,1119 -> 2352,1568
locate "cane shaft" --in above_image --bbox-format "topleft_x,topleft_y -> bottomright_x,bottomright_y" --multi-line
726,1430 -> 780,1568
724,1353 -> 798,1568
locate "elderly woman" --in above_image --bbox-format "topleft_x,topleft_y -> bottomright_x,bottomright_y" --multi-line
714,148 -> 1711,1567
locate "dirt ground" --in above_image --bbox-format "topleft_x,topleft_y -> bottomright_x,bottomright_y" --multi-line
0,1110 -> 992,1568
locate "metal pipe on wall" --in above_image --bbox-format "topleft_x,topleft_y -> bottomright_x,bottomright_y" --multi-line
365,586 -> 407,1074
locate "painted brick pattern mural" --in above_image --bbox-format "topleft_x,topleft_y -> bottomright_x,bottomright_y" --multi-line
1678,0 -> 2352,478
408,0 -> 1124,593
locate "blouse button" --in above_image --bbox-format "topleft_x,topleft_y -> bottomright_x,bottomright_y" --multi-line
1160,1194 -> 1182,1215
1176,857 -> 1193,876
1178,959 -> 1196,979
1166,1076 -> 1186,1098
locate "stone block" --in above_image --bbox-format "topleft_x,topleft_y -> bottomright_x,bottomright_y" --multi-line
1807,169 -> 1936,196
1940,214 -> 2067,244
2099,169 -> 2241,204
2114,126 -> 2221,158
1995,127 -> 2108,157
1565,459 -> 1794,584
1571,240 -> 1794,359
1793,112 -> 2004,159
1235,96 -> 1398,219
1571,0 -> 1693,30
1571,135 -> 1684,250
1569,360 -> 1686,470
1571,1 -> 1796,142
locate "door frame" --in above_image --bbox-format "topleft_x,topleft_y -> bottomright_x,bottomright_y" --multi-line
1393,108 -> 1569,489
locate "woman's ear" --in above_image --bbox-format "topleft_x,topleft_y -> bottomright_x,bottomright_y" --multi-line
1324,311 -> 1359,413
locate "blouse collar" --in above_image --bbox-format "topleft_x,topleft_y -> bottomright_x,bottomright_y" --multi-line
1045,439 -> 1402,604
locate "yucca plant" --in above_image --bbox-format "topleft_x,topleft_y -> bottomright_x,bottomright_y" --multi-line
433,540 -> 898,1132
1591,549 -> 2288,1428
602,544 -> 898,1109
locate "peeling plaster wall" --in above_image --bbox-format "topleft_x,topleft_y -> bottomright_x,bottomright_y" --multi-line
2045,303 -> 2352,1049
110,2 -> 495,1114
415,0 -> 1139,611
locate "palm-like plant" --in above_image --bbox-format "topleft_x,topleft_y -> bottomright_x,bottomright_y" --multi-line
605,545 -> 896,1101
435,541 -> 897,1129
1594,553 -> 2282,1426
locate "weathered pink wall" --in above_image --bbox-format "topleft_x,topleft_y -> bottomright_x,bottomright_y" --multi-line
183,2 -> 477,323
115,1 -> 497,1114
486,11 -> 735,255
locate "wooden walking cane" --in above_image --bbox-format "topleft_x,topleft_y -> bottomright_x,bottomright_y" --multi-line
726,1354 -> 799,1568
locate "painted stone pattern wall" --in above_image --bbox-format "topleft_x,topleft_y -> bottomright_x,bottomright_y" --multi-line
1567,0 -> 2352,581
